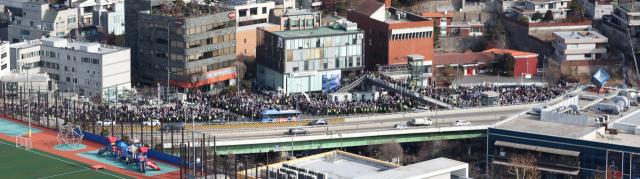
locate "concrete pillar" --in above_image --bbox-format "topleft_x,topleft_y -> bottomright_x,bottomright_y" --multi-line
465,144 -> 473,156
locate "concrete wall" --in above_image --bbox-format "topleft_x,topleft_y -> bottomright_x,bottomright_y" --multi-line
236,25 -> 280,62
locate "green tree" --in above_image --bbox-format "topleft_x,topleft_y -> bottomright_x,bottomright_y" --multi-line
531,12 -> 543,21
226,85 -> 238,94
336,2 -> 347,15
543,10 -> 554,22
500,53 -> 516,71
486,19 -> 505,43
568,2 -> 584,17
391,0 -> 400,7
519,16 -> 530,23
241,80 -> 252,93
175,0 -> 186,7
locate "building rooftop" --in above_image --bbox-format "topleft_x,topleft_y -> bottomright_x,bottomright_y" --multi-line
483,48 -> 539,58
553,31 -> 607,40
271,26 -> 362,38
495,113 -> 598,138
11,37 -> 128,54
421,12 -> 454,18
236,22 -> 278,32
355,158 -> 468,179
618,2 -> 640,12
384,16 -> 415,24
224,0 -> 273,7
354,0 -> 384,17
0,72 -> 50,82
281,9 -> 318,16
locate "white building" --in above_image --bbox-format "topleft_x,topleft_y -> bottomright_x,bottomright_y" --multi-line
72,0 -> 125,27
276,0 -> 321,11
512,0 -> 571,23
0,40 -> 10,77
224,0 -> 275,27
9,37 -> 131,98
8,1 -> 78,43
92,1 -> 125,35
552,31 -> 608,61
574,0 -> 613,20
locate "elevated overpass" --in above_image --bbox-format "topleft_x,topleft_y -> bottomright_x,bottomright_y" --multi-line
363,76 -> 459,109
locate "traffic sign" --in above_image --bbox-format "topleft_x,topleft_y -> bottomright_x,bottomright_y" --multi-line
175,19 -> 183,27
229,12 -> 235,19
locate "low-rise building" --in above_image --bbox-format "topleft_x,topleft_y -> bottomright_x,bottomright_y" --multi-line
269,8 -> 321,31
433,48 -> 538,77
8,1 -> 78,43
0,40 -> 10,76
511,0 -> 571,23
73,0 -> 125,27
575,0 -> 614,20
606,2 -> 640,35
9,38 -> 131,98
422,12 -> 483,37
256,25 -> 365,94
552,31 -> 608,61
224,0 -> 275,27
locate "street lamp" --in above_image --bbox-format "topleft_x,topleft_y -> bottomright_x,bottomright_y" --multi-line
18,62 -> 33,138
66,69 -> 76,123
497,71 -> 506,86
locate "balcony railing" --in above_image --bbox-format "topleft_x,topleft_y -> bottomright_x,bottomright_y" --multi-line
494,152 -> 580,168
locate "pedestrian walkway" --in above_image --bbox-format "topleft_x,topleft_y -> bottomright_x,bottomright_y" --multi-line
365,76 -> 459,109
0,118 -> 42,137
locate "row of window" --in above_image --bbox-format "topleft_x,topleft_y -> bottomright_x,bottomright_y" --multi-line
285,45 -> 362,61
284,35 -> 361,50
290,57 -> 363,72
238,7 -> 268,17
20,51 -> 101,65
140,46 -> 236,62
284,19 -> 315,28
168,33 -> 236,49
140,20 -> 236,36
142,59 -> 234,77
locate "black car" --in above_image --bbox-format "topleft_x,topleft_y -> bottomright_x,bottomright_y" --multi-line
210,118 -> 225,124
162,123 -> 185,132
308,119 -> 328,125
288,128 -> 309,135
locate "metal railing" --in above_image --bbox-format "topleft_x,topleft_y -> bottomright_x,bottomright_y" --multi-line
494,152 -> 580,168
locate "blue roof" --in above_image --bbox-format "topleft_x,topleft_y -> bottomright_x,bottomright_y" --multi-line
261,110 -> 300,114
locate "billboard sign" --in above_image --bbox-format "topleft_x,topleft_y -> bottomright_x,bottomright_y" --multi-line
608,151 -> 623,179
632,154 -> 640,179
592,68 -> 610,88
322,70 -> 341,93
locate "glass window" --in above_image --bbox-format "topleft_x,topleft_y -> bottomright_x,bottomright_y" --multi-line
309,60 -> 314,70
325,37 -> 332,47
348,57 -> 353,67
304,60 -> 309,70
292,61 -> 299,71
570,44 -> 578,48
323,59 -> 328,69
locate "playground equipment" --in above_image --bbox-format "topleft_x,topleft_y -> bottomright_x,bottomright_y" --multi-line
56,124 -> 84,149
98,137 -> 117,159
116,142 -> 128,162
133,147 -> 161,173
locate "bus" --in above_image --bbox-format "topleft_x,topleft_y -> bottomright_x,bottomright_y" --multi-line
260,110 -> 301,122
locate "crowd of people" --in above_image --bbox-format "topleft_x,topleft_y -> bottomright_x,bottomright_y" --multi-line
0,71 -> 575,126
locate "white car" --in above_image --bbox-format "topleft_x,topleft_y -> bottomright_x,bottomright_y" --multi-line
452,120 -> 471,126
78,96 -> 89,102
96,120 -> 116,126
143,119 -> 161,126
148,98 -> 163,105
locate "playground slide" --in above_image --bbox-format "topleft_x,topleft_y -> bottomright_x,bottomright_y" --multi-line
146,160 -> 161,171
97,147 -> 107,155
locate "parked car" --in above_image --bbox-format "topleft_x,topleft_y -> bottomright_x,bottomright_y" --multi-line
210,118 -> 225,124
162,123 -> 185,132
631,101 -> 638,106
78,96 -> 89,102
308,119 -> 328,125
288,128 -> 309,135
453,120 -> 471,126
96,120 -> 116,126
410,117 -> 432,126
393,124 -> 408,129
260,88 -> 270,95
148,98 -> 163,105
143,119 -> 161,126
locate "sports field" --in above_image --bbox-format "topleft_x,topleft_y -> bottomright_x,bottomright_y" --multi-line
0,138 -> 135,179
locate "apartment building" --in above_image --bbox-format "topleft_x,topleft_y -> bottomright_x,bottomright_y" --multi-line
511,0 -> 571,23
347,0 -> 435,79
606,2 -> 640,35
573,0 -> 613,20
8,1 -> 78,43
126,0 -> 238,92
552,31 -> 608,61
9,38 -> 130,97
0,40 -> 9,76
256,24 -> 365,93
73,0 -> 125,27
92,1 -> 125,35
224,0 -> 275,27
270,8 -> 321,31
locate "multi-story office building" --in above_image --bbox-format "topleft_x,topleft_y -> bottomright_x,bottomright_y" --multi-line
9,38 -> 130,97
0,40 -> 10,76
553,31 -> 608,61
126,1 -> 238,92
511,0 -> 571,23
92,1 -> 124,35
225,0 -> 275,27
8,1 -> 78,43
256,24 -> 365,94
270,8 -> 321,31
347,0 -> 435,85
73,0 -> 125,26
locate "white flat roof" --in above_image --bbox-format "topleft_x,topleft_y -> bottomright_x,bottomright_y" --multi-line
10,38 -> 128,54
553,31 -> 607,40
356,158 -> 468,179
236,22 -> 278,32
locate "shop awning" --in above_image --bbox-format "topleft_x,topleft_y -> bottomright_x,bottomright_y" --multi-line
493,160 -> 580,175
494,141 -> 580,157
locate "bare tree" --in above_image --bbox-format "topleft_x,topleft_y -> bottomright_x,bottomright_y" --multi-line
544,57 -> 562,85
506,152 -> 540,179
496,35 -> 509,51
365,138 -> 404,164
234,61 -> 247,81
470,161 -> 500,179
434,66 -> 465,87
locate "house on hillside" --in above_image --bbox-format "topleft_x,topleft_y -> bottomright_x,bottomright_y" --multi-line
510,0 -> 571,23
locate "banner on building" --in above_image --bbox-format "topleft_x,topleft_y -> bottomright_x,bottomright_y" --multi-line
322,70 -> 341,93
632,154 -> 640,179
608,150 -> 623,179
591,68 -> 610,88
